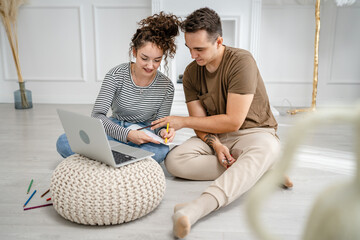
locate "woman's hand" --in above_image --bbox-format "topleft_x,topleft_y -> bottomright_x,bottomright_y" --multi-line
151,116 -> 185,131
127,130 -> 160,145
159,127 -> 176,143
213,142 -> 236,169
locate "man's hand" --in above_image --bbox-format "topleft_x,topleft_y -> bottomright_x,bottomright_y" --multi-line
202,133 -> 236,169
127,130 -> 160,145
159,127 -> 176,143
151,116 -> 185,131
213,142 -> 236,168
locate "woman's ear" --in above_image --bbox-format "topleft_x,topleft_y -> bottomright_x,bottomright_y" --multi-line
132,48 -> 137,58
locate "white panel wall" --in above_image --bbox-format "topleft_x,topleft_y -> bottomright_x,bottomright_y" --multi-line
0,0 -> 359,107
259,0 -> 360,107
4,6 -> 85,81
94,5 -> 150,81
0,0 -> 151,104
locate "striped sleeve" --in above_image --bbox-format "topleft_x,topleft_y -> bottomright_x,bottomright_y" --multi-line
92,63 -> 175,143
91,70 -> 131,143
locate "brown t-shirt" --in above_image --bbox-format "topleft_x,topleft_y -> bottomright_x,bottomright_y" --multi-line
183,46 -> 277,130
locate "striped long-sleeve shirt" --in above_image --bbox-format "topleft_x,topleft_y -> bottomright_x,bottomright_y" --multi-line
91,62 -> 174,143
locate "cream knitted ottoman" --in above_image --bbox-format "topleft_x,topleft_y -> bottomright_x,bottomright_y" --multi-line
50,154 -> 166,225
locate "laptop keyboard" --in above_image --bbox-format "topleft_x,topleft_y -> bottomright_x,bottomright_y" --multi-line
112,150 -> 137,165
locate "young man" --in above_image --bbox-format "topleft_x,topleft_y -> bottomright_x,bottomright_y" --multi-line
151,7 -> 292,238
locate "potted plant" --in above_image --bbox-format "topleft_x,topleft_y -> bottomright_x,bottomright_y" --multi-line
0,0 -> 32,109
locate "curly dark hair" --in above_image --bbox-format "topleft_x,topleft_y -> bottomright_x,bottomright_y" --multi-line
130,12 -> 181,73
181,7 -> 222,42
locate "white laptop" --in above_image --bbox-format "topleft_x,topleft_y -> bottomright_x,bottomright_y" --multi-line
57,109 -> 155,168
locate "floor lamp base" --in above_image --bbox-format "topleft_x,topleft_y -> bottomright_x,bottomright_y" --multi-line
287,106 -> 316,115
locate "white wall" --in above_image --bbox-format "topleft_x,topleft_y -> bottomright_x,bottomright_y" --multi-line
0,0 -> 151,104
259,0 -> 360,107
1,0 -> 359,107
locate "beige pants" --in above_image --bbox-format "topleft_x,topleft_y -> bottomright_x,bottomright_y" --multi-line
165,128 -> 280,209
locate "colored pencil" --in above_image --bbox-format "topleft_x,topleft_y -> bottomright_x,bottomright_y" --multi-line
41,189 -> 50,198
27,179 -> 33,194
24,190 -> 36,207
24,203 -> 53,211
165,123 -> 169,144
46,197 -> 51,201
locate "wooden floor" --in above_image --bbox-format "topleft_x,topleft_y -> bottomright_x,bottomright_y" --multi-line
0,103 -> 355,240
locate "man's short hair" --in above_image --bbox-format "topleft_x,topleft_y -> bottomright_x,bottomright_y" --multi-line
181,7 -> 222,42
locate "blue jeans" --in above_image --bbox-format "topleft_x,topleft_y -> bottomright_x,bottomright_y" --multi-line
56,118 -> 169,163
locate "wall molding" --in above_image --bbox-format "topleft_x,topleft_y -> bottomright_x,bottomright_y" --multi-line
250,0 -> 262,60
327,5 -> 360,85
222,16 -> 241,48
265,81 -> 312,84
151,0 -> 163,14
0,5 -> 86,82
92,4 -> 149,82
262,4 -> 314,10
1,0 -> 358,105
261,3 -> 315,85
263,0 -> 316,6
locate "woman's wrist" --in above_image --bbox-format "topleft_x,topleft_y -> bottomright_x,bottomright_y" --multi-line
127,130 -> 136,141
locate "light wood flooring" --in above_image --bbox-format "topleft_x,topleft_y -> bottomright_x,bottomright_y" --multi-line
0,103 -> 355,240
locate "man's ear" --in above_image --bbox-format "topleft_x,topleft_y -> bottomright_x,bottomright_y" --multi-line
216,36 -> 223,48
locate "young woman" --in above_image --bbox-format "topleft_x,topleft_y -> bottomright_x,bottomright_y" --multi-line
56,12 -> 180,163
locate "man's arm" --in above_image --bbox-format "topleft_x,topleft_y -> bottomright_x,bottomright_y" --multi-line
186,99 -> 218,144
186,99 -> 236,168
187,93 -> 254,133
152,93 -> 254,134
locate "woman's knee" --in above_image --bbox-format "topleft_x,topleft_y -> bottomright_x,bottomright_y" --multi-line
155,144 -> 170,163
142,143 -> 169,163
56,134 -> 66,151
56,133 -> 73,158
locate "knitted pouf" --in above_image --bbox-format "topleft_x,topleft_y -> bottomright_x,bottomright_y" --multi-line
50,154 -> 166,225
